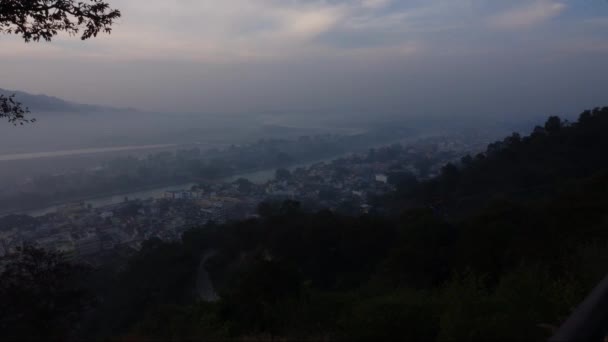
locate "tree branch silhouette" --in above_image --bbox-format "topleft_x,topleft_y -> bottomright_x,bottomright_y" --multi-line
0,0 -> 120,124
0,0 -> 121,42
0,94 -> 34,125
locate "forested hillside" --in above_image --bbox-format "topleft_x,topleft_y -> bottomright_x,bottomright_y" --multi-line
387,107 -> 608,216
2,108 -> 608,341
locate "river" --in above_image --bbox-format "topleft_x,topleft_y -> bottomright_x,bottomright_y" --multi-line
0,144 -> 178,162
17,155 -> 344,217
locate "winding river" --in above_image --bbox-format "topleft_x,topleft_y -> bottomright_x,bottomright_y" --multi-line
14,155 -> 342,217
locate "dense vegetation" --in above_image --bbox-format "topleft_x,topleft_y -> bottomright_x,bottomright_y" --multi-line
2,107 -> 608,340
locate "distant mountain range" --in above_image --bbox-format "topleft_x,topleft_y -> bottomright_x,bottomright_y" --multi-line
0,88 -> 136,113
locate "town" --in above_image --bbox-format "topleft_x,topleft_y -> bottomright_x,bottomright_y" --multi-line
0,134 -> 491,264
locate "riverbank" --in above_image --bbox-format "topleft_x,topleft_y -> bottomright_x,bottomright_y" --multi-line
1,135 -> 417,218
0,153 -> 350,218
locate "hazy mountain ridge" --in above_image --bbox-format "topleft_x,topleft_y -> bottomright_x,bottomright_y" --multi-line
0,88 -> 136,113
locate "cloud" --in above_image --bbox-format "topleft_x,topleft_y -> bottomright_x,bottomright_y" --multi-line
6,0 -> 608,116
89,0 -> 352,61
0,0 -> 584,64
486,0 -> 566,30
3,0 -> 458,63
360,0 -> 392,9
282,8 -> 342,38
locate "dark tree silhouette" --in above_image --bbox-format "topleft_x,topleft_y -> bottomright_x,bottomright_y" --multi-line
0,245 -> 91,340
544,115 -> 563,134
0,94 -> 33,124
0,0 -> 121,42
1,0 -> 120,124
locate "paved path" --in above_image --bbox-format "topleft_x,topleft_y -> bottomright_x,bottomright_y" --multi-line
196,250 -> 220,302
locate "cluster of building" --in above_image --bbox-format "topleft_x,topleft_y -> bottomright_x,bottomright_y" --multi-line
0,192 -> 258,264
0,134 -> 486,262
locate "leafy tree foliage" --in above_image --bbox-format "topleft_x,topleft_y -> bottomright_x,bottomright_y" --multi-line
394,107 -> 608,217
0,245 -> 91,340
1,0 -> 120,124
77,238 -> 198,338
0,0 -> 120,42
0,93 -> 33,124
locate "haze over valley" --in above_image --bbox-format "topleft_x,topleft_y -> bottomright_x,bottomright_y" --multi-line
2,0 -> 608,340
0,88 -> 531,215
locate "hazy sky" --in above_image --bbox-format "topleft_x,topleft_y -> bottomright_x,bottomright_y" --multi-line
1,0 -> 608,117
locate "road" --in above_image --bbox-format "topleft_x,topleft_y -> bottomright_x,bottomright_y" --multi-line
196,250 -> 220,302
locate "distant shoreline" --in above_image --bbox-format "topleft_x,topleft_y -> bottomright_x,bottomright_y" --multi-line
0,181 -> 192,217
0,144 -> 178,162
0,154 -> 346,217
0,137 -> 411,218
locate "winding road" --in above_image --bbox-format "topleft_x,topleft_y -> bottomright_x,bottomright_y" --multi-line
196,250 -> 220,302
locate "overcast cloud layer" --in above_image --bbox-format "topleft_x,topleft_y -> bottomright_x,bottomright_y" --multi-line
1,0 -> 607,117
